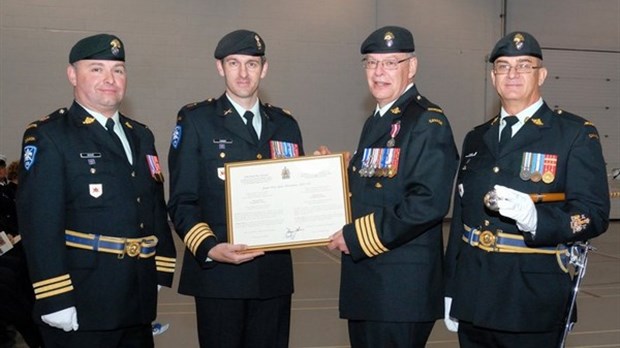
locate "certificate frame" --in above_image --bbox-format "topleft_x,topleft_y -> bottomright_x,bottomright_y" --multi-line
225,153 -> 351,251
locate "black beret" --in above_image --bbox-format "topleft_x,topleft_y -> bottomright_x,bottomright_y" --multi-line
489,31 -> 542,63
361,26 -> 415,54
69,34 -> 125,64
214,30 -> 266,59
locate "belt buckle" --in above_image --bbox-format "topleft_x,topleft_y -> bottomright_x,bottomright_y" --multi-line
125,240 -> 141,257
479,230 -> 497,249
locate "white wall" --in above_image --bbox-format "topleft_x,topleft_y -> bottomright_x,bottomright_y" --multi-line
1,0 -> 618,196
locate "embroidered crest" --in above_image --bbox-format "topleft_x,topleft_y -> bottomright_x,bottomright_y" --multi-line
171,125 -> 182,149
570,214 -> 590,233
23,145 -> 37,171
89,183 -> 103,198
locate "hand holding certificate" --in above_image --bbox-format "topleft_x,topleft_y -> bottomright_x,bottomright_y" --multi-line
225,154 -> 351,251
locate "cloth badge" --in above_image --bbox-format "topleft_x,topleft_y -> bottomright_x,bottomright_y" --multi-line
23,145 -> 37,171
89,183 -> 103,198
217,167 -> 225,181
171,125 -> 182,149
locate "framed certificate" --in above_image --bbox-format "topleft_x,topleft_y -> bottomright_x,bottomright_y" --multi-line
225,153 -> 351,251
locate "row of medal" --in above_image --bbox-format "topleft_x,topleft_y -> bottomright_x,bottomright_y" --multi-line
270,140 -> 300,159
359,147 -> 401,178
520,152 -> 557,184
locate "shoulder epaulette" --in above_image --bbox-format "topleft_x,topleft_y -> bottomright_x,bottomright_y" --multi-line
414,94 -> 444,114
26,107 -> 67,129
265,103 -> 293,116
184,98 -> 215,111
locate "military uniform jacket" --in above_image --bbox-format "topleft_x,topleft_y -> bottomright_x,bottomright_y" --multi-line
340,85 -> 459,322
16,102 -> 176,330
444,102 -> 610,332
167,94 -> 304,299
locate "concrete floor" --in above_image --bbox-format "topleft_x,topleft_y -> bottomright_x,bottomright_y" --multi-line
151,220 -> 620,348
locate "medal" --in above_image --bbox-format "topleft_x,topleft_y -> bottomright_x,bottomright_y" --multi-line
520,152 -> 532,180
530,153 -> 543,182
542,154 -> 558,184
386,121 -> 401,148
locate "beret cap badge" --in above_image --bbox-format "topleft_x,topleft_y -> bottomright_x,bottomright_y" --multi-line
110,39 -> 122,56
513,33 -> 525,50
384,32 -> 395,48
254,35 -> 263,51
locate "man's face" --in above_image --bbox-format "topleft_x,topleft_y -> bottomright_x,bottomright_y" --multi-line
216,55 -> 268,104
67,60 -> 127,117
491,55 -> 547,106
364,53 -> 417,107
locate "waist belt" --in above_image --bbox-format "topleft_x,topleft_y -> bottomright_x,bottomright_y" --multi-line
462,224 -> 569,271
65,230 -> 158,259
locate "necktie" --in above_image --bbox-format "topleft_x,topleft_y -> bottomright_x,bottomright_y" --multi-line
499,115 -> 518,150
243,111 -> 259,143
105,118 -> 125,151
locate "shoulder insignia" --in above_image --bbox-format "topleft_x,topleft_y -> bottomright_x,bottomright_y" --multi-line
282,108 -> 292,116
428,118 -> 444,126
26,123 -> 37,130
266,103 -> 293,116
39,115 -> 50,122
82,116 -> 96,125
390,107 -> 401,114
584,121 -> 594,126
427,107 -> 443,113
184,102 -> 198,108
491,116 -> 500,125
23,136 -> 36,144
530,118 -> 544,126
589,133 -> 599,140
555,109 -> 564,115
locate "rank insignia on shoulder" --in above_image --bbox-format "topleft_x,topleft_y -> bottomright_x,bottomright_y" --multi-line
23,136 -> 36,144
82,116 -> 96,125
588,133 -> 599,140
26,123 -> 37,130
584,121 -> 594,126
530,118 -> 544,126
171,125 -> 182,149
282,108 -> 292,116
428,118 -> 443,126
390,107 -> 401,114
427,107 -> 443,113
23,145 -> 37,171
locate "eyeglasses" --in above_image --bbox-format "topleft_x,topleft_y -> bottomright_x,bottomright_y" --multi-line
362,57 -> 412,70
493,62 -> 541,75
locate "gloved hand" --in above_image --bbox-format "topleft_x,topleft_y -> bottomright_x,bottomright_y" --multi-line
494,185 -> 538,233
41,306 -> 79,332
444,297 -> 459,332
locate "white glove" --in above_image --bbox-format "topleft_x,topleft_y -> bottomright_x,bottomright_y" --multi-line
494,185 -> 538,233
444,297 -> 459,332
41,306 -> 79,332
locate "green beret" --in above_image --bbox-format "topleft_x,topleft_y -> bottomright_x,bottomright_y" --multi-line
489,31 -> 542,63
214,30 -> 265,59
69,34 -> 125,64
361,26 -> 415,54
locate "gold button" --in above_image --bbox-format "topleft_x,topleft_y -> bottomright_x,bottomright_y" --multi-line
375,182 -> 383,188
484,220 -> 490,226
493,166 -> 500,173
257,154 -> 263,159
220,152 -> 225,158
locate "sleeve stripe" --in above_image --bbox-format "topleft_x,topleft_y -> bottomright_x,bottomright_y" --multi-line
35,285 -> 74,300
354,213 -> 388,257
33,274 -> 71,288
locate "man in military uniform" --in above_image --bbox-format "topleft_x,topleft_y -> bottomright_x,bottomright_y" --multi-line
322,26 -> 459,348
444,32 -> 610,347
167,29 -> 304,348
16,33 -> 176,347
